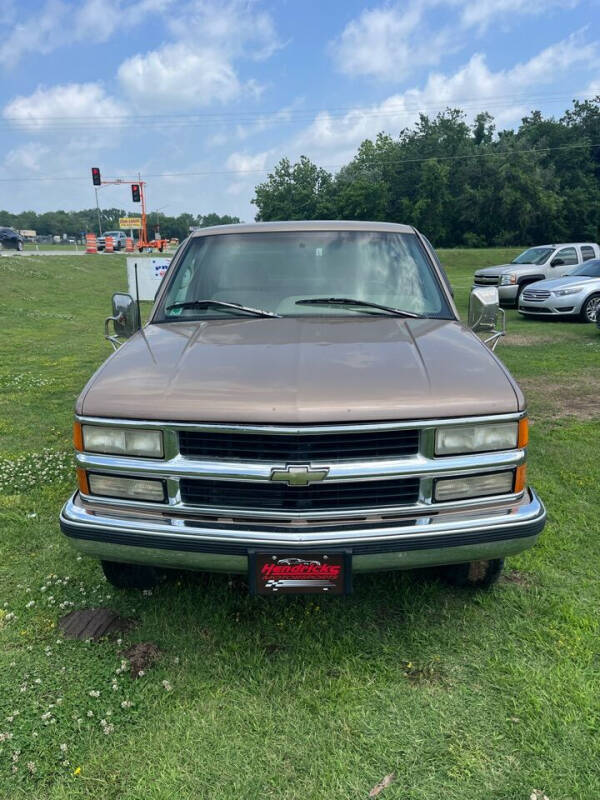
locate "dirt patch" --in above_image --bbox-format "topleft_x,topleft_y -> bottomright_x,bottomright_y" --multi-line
59,608 -> 136,641
501,569 -> 536,587
505,333 -> 565,347
123,642 -> 162,678
401,657 -> 445,687
520,376 -> 600,421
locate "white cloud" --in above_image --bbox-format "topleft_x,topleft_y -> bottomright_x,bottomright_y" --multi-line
2,82 -> 129,130
3,143 -> 50,172
459,0 -> 578,32
225,150 -> 270,194
117,0 -> 281,107
330,4 -> 450,81
297,33 -> 599,159
330,0 -> 583,81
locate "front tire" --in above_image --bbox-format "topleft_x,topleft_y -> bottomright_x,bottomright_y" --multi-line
101,560 -> 159,590
580,293 -> 600,323
440,558 -> 504,589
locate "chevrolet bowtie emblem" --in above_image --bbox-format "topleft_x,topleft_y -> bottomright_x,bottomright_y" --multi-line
270,465 -> 330,486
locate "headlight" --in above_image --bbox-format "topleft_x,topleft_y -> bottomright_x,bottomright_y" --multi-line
435,422 -> 519,455
81,425 -> 163,458
434,471 -> 514,501
87,473 -> 165,502
499,273 -> 517,285
553,287 -> 582,296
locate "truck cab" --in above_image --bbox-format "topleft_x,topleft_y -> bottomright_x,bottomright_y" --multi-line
473,242 -> 600,305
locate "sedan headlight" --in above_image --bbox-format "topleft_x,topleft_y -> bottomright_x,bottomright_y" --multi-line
87,473 -> 165,502
552,287 -> 582,296
80,424 -> 163,458
499,273 -> 517,285
435,422 -> 519,455
434,471 -> 514,502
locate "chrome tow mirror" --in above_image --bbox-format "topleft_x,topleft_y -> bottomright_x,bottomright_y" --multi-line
104,293 -> 140,349
468,286 -> 505,350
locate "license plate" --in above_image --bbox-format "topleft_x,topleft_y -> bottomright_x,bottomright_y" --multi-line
249,551 -> 351,595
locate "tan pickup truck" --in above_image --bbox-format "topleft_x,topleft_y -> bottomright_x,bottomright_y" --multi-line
60,221 -> 546,595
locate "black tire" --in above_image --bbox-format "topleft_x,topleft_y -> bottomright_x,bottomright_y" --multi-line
440,558 -> 504,589
580,293 -> 600,323
101,560 -> 159,590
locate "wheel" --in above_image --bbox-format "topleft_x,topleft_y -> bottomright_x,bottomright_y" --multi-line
580,293 -> 600,323
101,560 -> 159,589
440,558 -> 504,589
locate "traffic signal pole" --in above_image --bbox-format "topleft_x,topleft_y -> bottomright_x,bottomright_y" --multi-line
90,167 -> 168,252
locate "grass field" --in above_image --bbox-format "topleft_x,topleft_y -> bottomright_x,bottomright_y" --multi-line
1,248 -> 599,799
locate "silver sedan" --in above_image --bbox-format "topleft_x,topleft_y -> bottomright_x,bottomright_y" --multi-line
518,259 -> 600,322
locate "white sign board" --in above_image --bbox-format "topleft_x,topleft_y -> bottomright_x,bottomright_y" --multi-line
126,257 -> 172,301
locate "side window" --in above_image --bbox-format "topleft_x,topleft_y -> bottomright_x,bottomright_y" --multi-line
554,246 -> 578,265
581,245 -> 595,261
421,234 -> 453,297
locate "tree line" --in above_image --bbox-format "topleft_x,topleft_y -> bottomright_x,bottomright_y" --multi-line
0,209 -> 240,241
253,98 -> 600,247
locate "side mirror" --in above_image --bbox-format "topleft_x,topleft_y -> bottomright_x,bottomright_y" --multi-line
104,293 -> 140,348
551,258 -> 564,267
468,286 -> 505,350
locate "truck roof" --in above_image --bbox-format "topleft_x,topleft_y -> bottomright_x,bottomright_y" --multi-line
190,220 -> 415,237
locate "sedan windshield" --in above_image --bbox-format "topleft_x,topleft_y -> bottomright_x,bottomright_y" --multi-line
154,230 -> 452,322
512,246 -> 554,265
569,259 -> 600,278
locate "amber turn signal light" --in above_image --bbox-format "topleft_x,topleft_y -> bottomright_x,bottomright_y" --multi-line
514,464 -> 527,494
73,421 -> 83,451
76,468 -> 90,495
517,418 -> 529,449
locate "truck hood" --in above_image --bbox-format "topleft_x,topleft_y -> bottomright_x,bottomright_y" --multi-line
522,275 -> 597,291
78,317 -> 522,423
475,263 -> 532,277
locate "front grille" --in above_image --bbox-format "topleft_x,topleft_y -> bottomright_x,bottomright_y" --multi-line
179,428 -> 420,462
522,290 -> 551,301
179,477 -> 420,512
520,306 -> 552,313
474,276 -> 498,285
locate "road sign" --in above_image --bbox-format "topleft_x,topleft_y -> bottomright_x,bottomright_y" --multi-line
119,217 -> 142,229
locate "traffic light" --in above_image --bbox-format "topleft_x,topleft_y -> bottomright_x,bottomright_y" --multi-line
91,167 -> 101,186
131,184 -> 141,203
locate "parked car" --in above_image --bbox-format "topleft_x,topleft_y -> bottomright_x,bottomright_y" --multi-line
60,221 -> 546,594
0,226 -> 23,251
97,231 -> 127,251
473,242 -> 600,306
518,258 -> 600,321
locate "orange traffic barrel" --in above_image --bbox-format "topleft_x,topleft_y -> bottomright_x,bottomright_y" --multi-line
85,233 -> 97,253
105,235 -> 114,253
125,237 -> 134,252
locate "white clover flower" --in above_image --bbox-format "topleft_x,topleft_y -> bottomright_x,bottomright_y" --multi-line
120,700 -> 133,709
25,600 -> 35,608
162,680 -> 173,691
60,743 -> 68,752
86,711 -> 94,718
88,690 -> 100,698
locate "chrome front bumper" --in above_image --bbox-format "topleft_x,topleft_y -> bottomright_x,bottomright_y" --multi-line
60,488 -> 546,574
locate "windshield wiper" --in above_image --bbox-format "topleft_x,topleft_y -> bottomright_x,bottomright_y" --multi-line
295,297 -> 423,318
165,299 -> 281,318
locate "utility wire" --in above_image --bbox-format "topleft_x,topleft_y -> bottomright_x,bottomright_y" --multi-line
0,141 -> 598,183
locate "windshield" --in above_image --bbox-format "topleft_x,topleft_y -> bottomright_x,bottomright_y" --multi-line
154,230 -> 452,322
569,259 -> 600,278
104,231 -> 120,237
512,246 -> 554,265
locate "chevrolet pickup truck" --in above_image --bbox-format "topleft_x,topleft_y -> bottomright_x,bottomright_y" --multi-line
60,221 -> 546,595
473,242 -> 600,306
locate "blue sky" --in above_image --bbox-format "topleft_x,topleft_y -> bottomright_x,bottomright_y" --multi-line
1,0 -> 599,220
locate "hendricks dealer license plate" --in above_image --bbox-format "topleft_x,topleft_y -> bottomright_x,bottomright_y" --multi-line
250,552 -> 351,595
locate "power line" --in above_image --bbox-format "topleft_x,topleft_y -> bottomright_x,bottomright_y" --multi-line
0,90 -> 596,132
0,141 -> 598,183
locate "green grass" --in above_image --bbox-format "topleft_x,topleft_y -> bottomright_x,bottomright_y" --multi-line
1,251 -> 599,799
